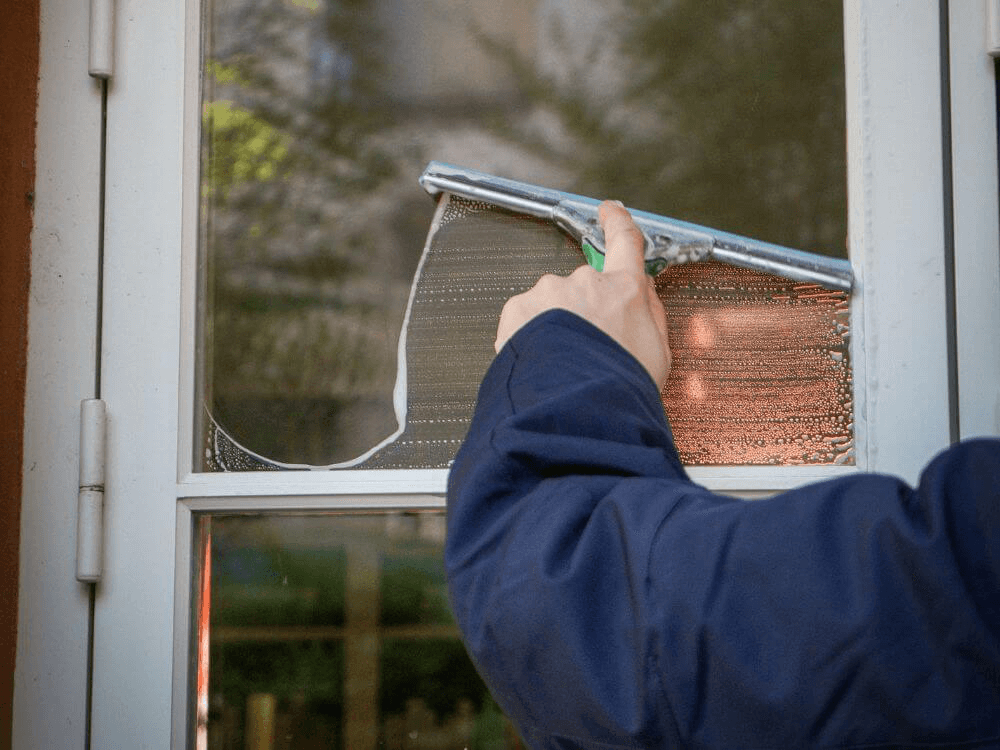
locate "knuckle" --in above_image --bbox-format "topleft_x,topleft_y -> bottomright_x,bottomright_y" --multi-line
623,223 -> 644,242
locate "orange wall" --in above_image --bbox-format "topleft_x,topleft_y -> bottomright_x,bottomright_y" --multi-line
0,0 -> 39,747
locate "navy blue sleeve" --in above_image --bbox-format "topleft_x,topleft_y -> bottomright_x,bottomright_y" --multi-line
444,309 -> 1000,749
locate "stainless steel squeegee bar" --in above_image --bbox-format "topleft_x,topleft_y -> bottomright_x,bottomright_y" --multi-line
419,161 -> 854,292
419,162 -> 581,219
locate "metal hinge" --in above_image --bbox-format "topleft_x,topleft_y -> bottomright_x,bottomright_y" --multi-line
990,0 -> 1000,57
77,399 -> 107,583
89,0 -> 115,79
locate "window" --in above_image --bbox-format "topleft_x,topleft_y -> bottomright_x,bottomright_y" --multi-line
188,2 -> 861,745
21,0 -> 995,748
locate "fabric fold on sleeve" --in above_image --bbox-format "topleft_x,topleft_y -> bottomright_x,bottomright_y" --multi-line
444,308 -> 1000,749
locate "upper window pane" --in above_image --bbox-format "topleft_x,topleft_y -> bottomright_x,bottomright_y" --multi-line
196,0 -> 848,471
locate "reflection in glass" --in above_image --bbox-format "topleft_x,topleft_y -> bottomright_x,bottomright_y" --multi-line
193,513 -> 522,749
657,263 -> 852,465
197,0 -> 847,469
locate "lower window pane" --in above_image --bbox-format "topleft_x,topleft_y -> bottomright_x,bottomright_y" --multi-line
193,512 -> 523,749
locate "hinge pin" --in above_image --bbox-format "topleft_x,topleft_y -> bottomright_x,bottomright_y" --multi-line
89,0 -> 115,79
77,399 -> 107,583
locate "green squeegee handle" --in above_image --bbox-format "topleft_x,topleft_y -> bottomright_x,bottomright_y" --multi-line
581,238 -> 668,276
581,238 -> 606,272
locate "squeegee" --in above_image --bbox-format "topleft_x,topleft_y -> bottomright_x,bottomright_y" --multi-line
419,161 -> 853,292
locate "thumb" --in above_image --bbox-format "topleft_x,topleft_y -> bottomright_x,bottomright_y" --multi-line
599,201 -> 646,276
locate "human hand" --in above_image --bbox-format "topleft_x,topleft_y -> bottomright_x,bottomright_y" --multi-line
495,201 -> 672,388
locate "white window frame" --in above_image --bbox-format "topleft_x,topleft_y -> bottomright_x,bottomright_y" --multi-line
17,0 -> 999,748
949,0 -> 1000,439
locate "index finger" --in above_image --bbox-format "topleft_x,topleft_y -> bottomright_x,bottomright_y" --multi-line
598,200 -> 646,276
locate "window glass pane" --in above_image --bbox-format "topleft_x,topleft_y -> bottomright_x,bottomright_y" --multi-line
196,0 -> 847,470
194,512 -> 524,749
657,261 -> 852,466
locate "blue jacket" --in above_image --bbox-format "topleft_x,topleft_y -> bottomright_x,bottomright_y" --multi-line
445,310 -> 1000,749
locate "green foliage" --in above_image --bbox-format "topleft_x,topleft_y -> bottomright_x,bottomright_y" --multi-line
379,639 -> 489,719
202,100 -> 291,201
612,0 -> 846,251
201,0 -> 417,464
485,0 -> 847,254
212,640 -> 344,705
211,546 -> 347,626
380,557 -> 454,627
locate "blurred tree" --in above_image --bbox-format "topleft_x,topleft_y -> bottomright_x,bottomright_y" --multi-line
203,0 -> 396,267
614,0 -> 846,251
201,0 -> 413,466
486,0 -> 846,254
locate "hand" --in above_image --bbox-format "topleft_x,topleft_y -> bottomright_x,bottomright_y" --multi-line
495,201 -> 672,388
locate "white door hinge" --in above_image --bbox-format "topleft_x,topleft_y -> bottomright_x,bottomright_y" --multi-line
77,398 -> 107,583
89,0 -> 115,79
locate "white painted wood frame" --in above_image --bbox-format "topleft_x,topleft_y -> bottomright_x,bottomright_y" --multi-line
14,0 -> 102,747
949,0 -> 1000,438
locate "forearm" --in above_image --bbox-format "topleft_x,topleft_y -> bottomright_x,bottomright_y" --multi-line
445,310 -> 695,746
445,311 -> 688,596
